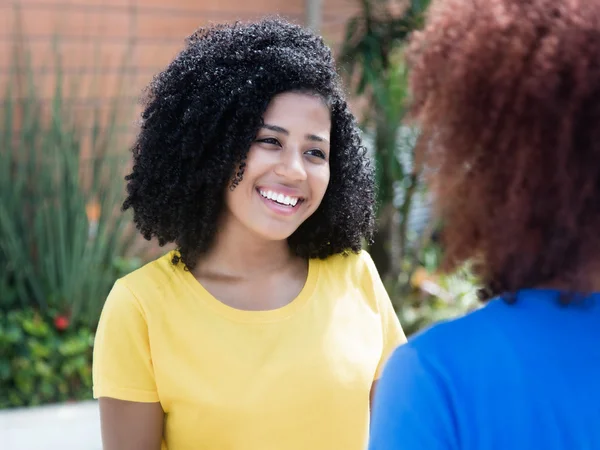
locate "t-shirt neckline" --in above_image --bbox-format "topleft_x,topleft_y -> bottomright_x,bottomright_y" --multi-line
175,251 -> 320,323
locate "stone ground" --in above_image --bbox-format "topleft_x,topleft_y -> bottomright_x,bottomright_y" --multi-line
0,400 -> 102,449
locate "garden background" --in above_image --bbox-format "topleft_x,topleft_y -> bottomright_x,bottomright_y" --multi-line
0,0 -> 479,421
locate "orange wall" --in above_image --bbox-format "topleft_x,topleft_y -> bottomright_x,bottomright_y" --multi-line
1,0 -> 359,104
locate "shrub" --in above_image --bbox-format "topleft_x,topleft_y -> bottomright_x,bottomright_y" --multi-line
0,308 -> 94,408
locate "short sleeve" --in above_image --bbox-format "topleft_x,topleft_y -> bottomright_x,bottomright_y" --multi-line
369,344 -> 457,450
360,251 -> 407,379
92,280 -> 159,403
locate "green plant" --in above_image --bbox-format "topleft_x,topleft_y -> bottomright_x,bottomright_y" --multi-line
340,1 -> 482,336
0,308 -> 94,408
398,261 -> 482,336
0,36 -> 137,326
340,0 -> 430,285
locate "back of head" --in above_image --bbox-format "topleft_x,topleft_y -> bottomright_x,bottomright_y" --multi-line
406,0 -> 600,300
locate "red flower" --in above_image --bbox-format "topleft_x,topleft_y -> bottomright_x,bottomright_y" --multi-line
54,315 -> 70,331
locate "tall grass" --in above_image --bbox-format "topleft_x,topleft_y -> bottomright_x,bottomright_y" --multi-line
0,34 -> 138,327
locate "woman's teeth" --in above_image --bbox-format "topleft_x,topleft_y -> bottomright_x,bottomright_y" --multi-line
259,189 -> 300,207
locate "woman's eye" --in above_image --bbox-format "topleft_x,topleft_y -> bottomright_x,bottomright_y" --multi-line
306,149 -> 327,160
257,137 -> 281,146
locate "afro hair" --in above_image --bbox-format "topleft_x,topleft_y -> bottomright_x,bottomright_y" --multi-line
406,0 -> 600,301
123,17 -> 375,270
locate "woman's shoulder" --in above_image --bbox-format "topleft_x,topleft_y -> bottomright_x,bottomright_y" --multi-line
115,250 -> 183,305
316,249 -> 380,286
318,249 -> 374,272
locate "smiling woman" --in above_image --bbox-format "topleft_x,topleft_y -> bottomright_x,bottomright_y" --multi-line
226,92 -> 331,240
92,17 -> 406,450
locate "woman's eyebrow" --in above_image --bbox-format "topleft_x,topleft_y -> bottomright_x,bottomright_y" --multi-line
262,124 -> 329,143
307,134 -> 329,143
261,124 -> 288,134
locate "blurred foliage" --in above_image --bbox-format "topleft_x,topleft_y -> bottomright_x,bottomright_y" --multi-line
340,0 -> 481,334
0,32 -> 139,327
340,0 -> 430,281
399,242 -> 481,335
0,308 -> 94,408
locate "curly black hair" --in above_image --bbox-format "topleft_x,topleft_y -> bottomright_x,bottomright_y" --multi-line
122,17 -> 375,270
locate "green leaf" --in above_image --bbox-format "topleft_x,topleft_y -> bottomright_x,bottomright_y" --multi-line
28,339 -> 52,359
34,360 -> 54,378
0,359 -> 11,381
58,336 -> 91,357
3,322 -> 23,344
14,371 -> 34,395
21,315 -> 51,338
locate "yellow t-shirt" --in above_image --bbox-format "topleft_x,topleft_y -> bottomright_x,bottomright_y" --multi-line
93,250 -> 406,450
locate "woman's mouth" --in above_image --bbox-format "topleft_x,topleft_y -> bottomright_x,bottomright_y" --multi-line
257,188 -> 305,216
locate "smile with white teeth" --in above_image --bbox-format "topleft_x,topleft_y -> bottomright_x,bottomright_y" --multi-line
258,189 -> 302,207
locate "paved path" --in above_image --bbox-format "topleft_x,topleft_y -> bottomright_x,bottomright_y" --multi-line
0,401 -> 102,449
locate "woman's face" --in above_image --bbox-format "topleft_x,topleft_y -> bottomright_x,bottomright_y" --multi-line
223,91 -> 331,242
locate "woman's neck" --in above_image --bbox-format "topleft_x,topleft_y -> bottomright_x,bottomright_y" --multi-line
193,216 -> 298,280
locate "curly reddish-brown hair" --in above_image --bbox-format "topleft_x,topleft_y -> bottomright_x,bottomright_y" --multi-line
406,0 -> 600,301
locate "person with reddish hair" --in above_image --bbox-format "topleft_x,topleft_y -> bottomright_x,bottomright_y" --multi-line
369,0 -> 600,448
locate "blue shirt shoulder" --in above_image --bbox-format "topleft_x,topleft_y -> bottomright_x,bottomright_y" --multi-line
369,290 -> 600,450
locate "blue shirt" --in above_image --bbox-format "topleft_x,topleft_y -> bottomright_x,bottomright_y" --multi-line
369,289 -> 600,450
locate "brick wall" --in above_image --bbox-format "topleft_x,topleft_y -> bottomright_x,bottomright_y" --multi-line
1,0 -> 359,111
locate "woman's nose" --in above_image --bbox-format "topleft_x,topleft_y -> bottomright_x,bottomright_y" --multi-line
274,148 -> 307,181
